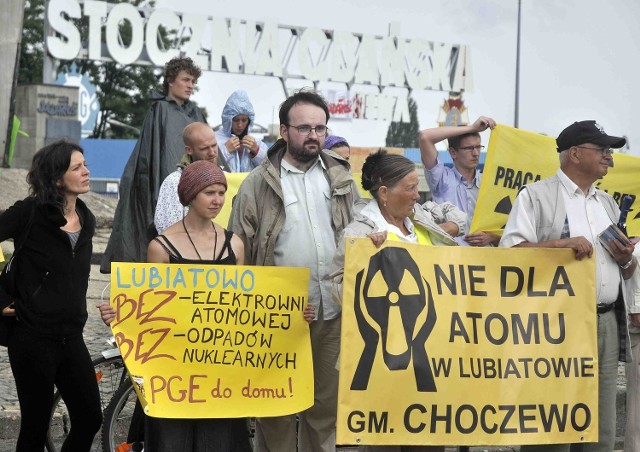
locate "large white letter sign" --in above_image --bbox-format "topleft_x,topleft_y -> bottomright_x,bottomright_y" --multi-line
47,0 -> 82,60
298,27 -> 329,82
145,9 -> 181,66
83,1 -> 107,60
105,2 -> 144,65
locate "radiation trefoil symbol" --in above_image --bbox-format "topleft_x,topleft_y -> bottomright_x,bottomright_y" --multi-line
351,247 -> 437,392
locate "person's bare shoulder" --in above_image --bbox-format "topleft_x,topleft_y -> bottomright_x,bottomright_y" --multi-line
161,221 -> 184,237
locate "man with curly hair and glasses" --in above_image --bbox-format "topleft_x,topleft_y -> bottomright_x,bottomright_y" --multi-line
419,116 -> 499,247
101,56 -> 207,273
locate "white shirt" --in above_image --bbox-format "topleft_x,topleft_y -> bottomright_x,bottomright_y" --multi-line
273,157 -> 339,320
501,169 -> 620,304
154,169 -> 188,234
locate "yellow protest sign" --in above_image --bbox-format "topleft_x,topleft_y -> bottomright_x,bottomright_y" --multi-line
337,239 -> 598,446
218,172 -> 248,228
471,124 -> 640,237
109,262 -> 314,418
470,125 -> 556,237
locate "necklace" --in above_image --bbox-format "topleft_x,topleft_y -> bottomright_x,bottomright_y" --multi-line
182,218 -> 218,260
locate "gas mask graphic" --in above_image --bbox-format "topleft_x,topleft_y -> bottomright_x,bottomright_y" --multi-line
351,247 -> 437,392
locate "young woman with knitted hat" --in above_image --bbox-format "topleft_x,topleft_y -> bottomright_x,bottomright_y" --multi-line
146,160 -> 243,267
145,159 -> 250,451
99,160 -> 315,450
99,161 -> 251,450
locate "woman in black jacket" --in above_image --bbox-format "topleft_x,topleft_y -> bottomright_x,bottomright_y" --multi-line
0,141 -> 102,451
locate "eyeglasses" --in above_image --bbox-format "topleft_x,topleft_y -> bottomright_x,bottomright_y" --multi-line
457,145 -> 485,152
286,124 -> 328,136
575,146 -> 614,156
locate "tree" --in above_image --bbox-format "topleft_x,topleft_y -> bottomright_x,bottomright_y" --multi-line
73,61 -> 162,139
18,0 -> 167,138
385,96 -> 420,148
18,0 -> 45,85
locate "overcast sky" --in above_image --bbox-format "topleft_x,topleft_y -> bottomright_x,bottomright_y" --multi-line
155,0 -> 640,155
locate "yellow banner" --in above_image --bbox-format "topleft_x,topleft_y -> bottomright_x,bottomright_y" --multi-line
337,239 -> 598,446
219,172 -> 248,228
470,124 -> 640,237
109,262 -> 314,418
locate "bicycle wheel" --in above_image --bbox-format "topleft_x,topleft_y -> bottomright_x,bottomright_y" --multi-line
46,355 -> 128,452
101,378 -> 140,452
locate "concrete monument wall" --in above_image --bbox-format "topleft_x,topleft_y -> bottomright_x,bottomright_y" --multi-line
13,84 -> 81,169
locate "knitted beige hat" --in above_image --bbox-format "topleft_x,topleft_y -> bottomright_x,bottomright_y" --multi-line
178,160 -> 227,206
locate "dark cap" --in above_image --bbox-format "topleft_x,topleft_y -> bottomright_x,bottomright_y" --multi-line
556,120 -> 626,152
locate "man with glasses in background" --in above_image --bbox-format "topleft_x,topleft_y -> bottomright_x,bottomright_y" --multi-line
230,90 -> 357,451
419,116 -> 499,246
500,120 -> 636,452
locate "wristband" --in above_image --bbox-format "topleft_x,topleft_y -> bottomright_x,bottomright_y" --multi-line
621,257 -> 635,270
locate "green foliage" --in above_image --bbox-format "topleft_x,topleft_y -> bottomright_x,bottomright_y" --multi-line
385,96 -> 420,148
18,0 -> 167,138
18,0 -> 45,84
80,62 -> 162,139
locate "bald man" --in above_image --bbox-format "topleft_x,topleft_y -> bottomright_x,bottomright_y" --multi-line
154,123 -> 228,233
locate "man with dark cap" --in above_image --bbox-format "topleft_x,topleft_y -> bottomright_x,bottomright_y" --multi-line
500,120 -> 637,452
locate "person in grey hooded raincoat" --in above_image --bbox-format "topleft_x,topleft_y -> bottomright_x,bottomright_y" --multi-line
215,90 -> 268,172
100,57 -> 206,273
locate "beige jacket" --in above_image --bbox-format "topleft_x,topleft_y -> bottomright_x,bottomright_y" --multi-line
229,139 -> 357,266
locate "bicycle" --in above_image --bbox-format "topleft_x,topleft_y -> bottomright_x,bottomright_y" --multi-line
48,282 -> 262,452
101,375 -> 140,452
46,339 -> 128,452
46,282 -> 138,452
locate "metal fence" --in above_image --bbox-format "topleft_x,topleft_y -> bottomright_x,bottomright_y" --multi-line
90,178 -> 120,198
